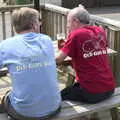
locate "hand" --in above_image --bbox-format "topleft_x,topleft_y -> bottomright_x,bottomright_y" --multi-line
58,40 -> 65,49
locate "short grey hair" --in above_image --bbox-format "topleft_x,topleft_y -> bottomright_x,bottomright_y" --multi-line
72,5 -> 90,24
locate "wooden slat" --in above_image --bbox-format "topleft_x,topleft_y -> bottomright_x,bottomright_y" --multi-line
52,87 -> 120,120
52,95 -> 120,120
1,12 -> 6,40
10,11 -> 14,37
0,86 -> 11,103
0,85 -> 119,120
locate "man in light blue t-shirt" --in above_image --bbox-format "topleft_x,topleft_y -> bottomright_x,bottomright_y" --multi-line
0,7 -> 61,120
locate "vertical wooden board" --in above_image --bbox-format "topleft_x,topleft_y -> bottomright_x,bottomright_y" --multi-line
54,12 -> 58,40
57,14 -> 60,34
10,11 -> 14,37
1,12 -> 6,40
41,10 -> 47,34
61,15 -> 67,37
97,110 -> 112,120
0,87 -> 11,103
59,14 -> 62,33
110,108 -> 120,120
114,30 -> 120,87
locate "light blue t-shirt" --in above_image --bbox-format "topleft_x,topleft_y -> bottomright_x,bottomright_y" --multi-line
0,32 -> 61,117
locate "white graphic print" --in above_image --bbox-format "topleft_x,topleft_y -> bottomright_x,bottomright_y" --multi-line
82,33 -> 107,58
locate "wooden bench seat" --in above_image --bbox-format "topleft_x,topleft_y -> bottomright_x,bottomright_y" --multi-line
52,87 -> 120,120
0,87 -> 120,120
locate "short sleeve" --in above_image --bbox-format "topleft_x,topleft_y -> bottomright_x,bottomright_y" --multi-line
61,34 -> 76,58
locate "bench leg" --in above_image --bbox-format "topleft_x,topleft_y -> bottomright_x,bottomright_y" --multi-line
90,110 -> 113,120
70,110 -> 114,120
90,112 -> 100,120
110,107 -> 120,120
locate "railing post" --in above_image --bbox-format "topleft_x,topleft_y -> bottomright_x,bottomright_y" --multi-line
1,12 -> 6,40
113,30 -> 120,87
108,27 -> 120,87
34,0 -> 40,12
10,11 -> 14,36
41,9 -> 49,35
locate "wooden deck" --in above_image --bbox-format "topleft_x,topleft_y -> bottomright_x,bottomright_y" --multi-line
0,74 -> 11,88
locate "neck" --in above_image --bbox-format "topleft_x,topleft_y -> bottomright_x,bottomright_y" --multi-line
18,29 -> 34,34
79,24 -> 89,28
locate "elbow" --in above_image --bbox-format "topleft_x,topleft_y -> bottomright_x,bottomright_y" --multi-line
55,57 -> 62,65
55,51 -> 67,65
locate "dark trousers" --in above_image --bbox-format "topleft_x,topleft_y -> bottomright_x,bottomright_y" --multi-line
61,83 -> 114,104
1,91 -> 61,120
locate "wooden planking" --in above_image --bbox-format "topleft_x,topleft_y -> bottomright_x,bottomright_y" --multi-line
1,12 -> 6,40
93,110 -> 112,120
0,87 -> 119,120
52,87 -> 120,120
0,86 -> 11,103
0,114 -> 9,120
0,72 -> 11,88
52,95 -> 120,120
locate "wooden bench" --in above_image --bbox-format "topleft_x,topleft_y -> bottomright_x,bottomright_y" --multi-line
52,87 -> 120,120
0,87 -> 120,120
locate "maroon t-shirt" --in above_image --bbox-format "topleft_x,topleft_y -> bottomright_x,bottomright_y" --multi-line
61,26 -> 115,93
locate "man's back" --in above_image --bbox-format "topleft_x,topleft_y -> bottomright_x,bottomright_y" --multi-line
62,26 -> 115,93
0,32 -> 61,117
56,5 -> 115,103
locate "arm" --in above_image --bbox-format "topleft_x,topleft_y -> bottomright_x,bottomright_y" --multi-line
55,50 -> 67,65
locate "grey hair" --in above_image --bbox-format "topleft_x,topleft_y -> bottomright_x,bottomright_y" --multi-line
12,7 -> 39,33
78,4 -> 85,8
73,5 -> 90,24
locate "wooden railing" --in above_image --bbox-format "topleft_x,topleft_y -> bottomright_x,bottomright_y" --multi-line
0,4 -> 120,86
0,4 -> 33,40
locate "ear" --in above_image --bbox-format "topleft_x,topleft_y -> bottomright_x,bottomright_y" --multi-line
75,18 -> 81,24
73,19 -> 80,27
32,23 -> 36,31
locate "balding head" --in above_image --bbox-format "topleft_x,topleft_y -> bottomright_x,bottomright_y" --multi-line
67,5 -> 90,33
69,5 -> 90,24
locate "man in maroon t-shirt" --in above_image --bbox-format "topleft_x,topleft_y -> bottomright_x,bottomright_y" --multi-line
56,5 -> 115,103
